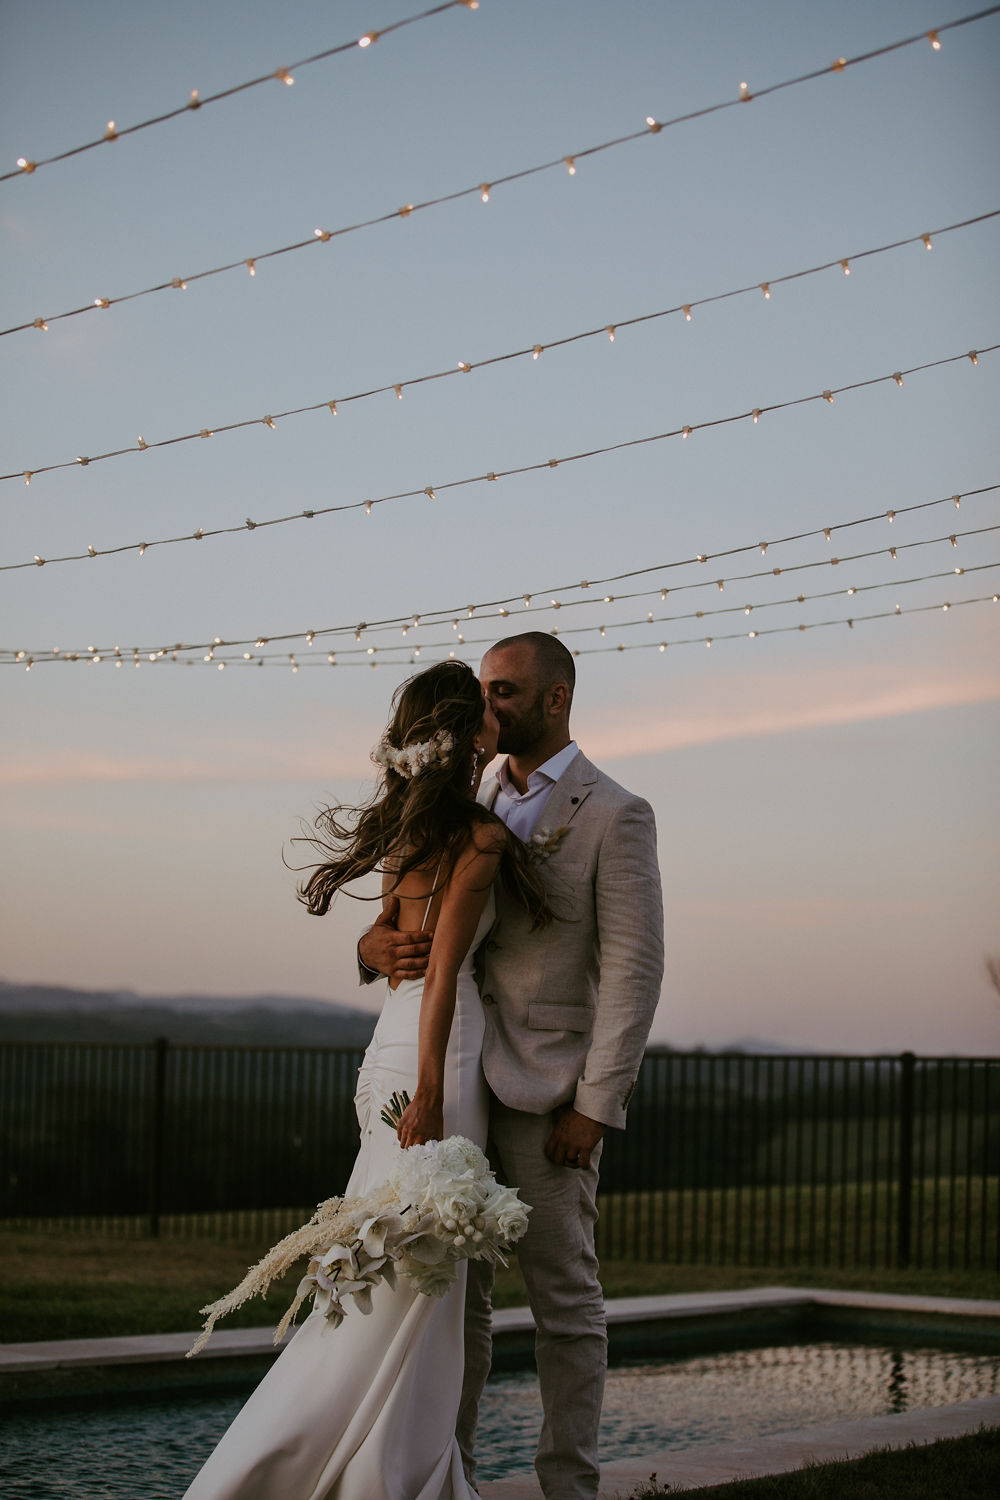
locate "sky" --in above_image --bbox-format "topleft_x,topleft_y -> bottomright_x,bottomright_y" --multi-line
1,0 -> 998,1054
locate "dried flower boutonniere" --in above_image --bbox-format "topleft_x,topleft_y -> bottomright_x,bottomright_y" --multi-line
526,825 -> 571,862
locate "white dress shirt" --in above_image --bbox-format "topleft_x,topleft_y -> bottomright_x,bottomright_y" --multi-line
492,741 -> 579,840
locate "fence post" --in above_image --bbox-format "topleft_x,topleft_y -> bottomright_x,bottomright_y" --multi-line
148,1036 -> 169,1238
897,1051 -> 916,1268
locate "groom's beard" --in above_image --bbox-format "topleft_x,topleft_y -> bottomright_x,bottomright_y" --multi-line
495,693 -> 546,755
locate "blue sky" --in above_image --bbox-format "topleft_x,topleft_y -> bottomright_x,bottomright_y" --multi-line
2,0 -> 998,1052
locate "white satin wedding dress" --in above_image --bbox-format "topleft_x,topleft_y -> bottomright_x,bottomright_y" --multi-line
184,891 -> 493,1500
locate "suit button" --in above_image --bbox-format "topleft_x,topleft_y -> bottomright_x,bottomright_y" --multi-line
486,940 -> 500,952
482,993 -> 496,1005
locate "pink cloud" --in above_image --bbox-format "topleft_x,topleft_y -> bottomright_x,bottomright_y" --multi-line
581,670 -> 1000,761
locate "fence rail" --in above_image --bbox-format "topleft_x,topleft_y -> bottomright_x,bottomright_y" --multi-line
1,1042 -> 996,1271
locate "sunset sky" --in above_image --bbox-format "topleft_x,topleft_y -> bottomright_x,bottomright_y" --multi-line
2,0 -> 998,1053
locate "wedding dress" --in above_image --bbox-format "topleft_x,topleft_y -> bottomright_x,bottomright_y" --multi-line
184,889 -> 493,1500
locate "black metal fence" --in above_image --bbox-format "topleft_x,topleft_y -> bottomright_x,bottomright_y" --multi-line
1,1042 -> 997,1271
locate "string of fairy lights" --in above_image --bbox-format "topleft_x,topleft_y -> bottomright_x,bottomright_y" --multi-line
6,7 -> 999,340
7,482 -> 996,664
6,208 -> 996,489
5,342 -> 992,574
2,2 -> 480,185
7,590 -> 996,670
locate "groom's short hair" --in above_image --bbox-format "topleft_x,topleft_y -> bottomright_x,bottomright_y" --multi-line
490,631 -> 576,699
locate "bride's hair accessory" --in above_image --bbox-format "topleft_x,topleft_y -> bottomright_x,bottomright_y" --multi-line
372,728 -> 455,779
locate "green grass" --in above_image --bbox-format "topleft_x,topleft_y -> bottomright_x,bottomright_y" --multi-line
618,1428 -> 1000,1498
596,1177 -> 997,1268
1,1228 -> 996,1345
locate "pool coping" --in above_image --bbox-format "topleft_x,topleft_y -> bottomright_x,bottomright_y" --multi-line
2,1285 -> 998,1384
479,1394 -> 1000,1498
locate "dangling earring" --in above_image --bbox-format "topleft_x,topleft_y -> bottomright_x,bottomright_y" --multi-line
471,746 -> 485,789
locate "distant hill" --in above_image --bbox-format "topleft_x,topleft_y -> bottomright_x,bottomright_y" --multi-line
0,980 -> 376,1047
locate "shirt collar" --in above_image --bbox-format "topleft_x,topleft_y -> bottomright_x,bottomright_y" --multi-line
498,741 -> 579,799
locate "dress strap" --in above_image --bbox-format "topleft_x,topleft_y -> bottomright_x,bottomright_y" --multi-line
421,855 -> 444,931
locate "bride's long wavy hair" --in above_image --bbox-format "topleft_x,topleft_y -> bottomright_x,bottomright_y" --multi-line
296,660 -> 551,927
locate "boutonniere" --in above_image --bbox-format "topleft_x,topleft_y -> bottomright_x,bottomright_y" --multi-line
526,825 -> 571,861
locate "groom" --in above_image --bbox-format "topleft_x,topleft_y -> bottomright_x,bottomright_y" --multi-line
360,632 -> 664,1499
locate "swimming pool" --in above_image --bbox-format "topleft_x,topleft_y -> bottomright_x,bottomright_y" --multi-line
2,1337 -> 998,1497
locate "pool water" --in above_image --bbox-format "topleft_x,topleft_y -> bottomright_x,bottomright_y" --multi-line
2,1339 -> 998,1497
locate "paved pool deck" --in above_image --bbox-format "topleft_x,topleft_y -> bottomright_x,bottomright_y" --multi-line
3,1287 -> 998,1493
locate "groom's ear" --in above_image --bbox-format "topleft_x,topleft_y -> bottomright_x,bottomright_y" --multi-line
547,681 -> 571,716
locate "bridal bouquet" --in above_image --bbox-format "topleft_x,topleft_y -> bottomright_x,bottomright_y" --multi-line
187,1136 -> 529,1357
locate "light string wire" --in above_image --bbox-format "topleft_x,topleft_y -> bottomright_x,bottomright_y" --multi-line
7,208 -> 997,487
7,7 -> 998,340
9,590 -> 997,670
9,490 -> 997,662
3,2 -> 479,185
6,341 -> 994,574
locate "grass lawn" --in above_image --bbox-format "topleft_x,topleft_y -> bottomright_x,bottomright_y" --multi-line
1,1230 -> 997,1344
621,1429 -> 1000,1497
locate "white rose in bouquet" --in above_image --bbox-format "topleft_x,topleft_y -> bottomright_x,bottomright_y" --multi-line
188,1137 -> 530,1356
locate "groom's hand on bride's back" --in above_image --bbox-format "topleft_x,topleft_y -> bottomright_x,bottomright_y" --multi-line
358,897 -> 432,980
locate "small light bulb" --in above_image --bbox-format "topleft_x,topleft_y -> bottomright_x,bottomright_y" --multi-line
275,68 -> 294,85
17,158 -> 37,173
739,81 -> 752,101
748,630 -> 758,638
33,318 -> 48,332
751,409 -> 762,423
886,510 -> 896,523
532,345 -> 543,360
921,233 -> 933,251
172,278 -> 188,291
822,390 -> 835,404
328,653 -> 337,665
188,90 -> 201,109
105,121 -> 117,139
23,471 -> 33,484
479,183 -> 491,203
889,547 -> 897,560
364,500 -> 373,515
358,32 -> 378,48
137,436 -> 148,450
606,326 -> 616,342
262,415 -> 276,429
645,116 -> 663,132
682,305 -> 693,321
87,544 -> 97,557
328,401 -> 338,416
953,495 -> 961,509
94,297 -> 110,308
759,542 -> 769,555
659,642 -> 667,652
760,283 -> 771,300
892,372 -> 904,387
314,227 -> 332,241
564,156 -> 576,175
928,30 -> 942,50
968,350 -> 979,366
394,384 -> 403,399
682,426 -> 693,439
424,487 -> 437,500
458,361 -> 472,373
823,527 -> 832,541
660,589 -> 669,600
840,259 -> 851,276
138,542 -> 148,556
949,534 -> 958,547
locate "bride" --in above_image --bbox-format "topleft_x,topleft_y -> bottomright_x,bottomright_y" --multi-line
184,660 -> 551,1500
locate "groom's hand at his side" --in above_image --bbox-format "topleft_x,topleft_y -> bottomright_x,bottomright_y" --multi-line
358,898 -> 432,981
544,1107 -> 605,1170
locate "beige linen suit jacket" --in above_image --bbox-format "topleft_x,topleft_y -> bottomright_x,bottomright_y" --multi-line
476,750 -> 663,1131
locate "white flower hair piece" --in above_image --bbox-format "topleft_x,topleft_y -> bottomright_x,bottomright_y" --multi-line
373,728 -> 455,779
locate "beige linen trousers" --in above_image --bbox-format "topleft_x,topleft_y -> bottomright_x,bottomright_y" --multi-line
458,752 -> 664,1500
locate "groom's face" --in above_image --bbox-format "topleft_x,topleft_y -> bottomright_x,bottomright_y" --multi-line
479,645 -> 547,756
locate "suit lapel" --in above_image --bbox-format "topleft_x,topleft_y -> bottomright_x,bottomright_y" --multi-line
531,751 -> 597,835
